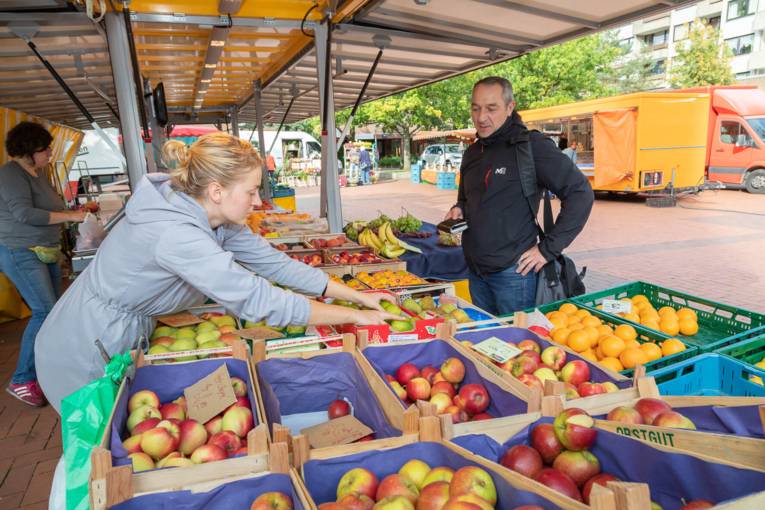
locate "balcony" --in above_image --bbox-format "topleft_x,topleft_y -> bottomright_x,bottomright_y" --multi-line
633,16 -> 671,36
754,11 -> 765,31
696,1 -> 723,20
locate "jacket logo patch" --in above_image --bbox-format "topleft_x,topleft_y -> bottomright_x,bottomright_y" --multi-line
494,167 -> 507,175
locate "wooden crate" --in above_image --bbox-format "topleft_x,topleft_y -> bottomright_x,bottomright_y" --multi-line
251,334 -> 420,458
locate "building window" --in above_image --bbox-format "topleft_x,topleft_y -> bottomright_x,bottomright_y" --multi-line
674,23 -> 689,41
651,59 -> 666,75
727,0 -> 756,21
736,71 -> 752,78
643,30 -> 669,49
727,33 -> 754,56
619,37 -> 634,52
704,15 -> 722,30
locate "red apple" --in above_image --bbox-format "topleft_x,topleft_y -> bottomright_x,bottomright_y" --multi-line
582,473 -> 620,504
128,452 -> 155,472
553,408 -> 597,451
653,411 -> 696,430
178,419 -> 208,455
518,350 -> 542,366
534,468 -> 582,501
140,426 -> 177,460
450,495 -> 492,510
680,501 -> 714,510
510,356 -> 539,377
431,381 -> 456,399
156,419 -> 181,448
160,402 -> 186,421
541,346 -> 566,371
440,502 -> 480,510
122,434 -> 143,454
560,361 -> 591,387
400,459 -> 432,490
517,374 -> 544,391
416,481 -> 450,510
445,406 -> 468,424
190,443 -> 227,463
385,374 -> 395,383
126,405 -> 162,433
518,340 -> 541,353
328,399 -> 352,419
128,390 -> 160,413
396,363 -> 421,386
532,368 -> 557,385
601,382 -> 619,393
471,413 -> 493,421
577,382 -> 606,397
205,415 -> 223,436
337,467 -> 379,500
458,384 -> 490,415
374,496 -> 416,510
222,406 -> 254,438
376,474 -> 419,503
251,492 -> 294,510
228,396 -> 251,411
421,366 -> 439,384
440,358 -> 466,384
339,494 -> 375,510
433,373 -> 448,385
448,466 -> 497,505
391,381 -> 407,401
131,417 -> 161,436
422,467 -> 454,488
606,406 -> 644,425
407,377 -> 431,401
208,430 -> 242,455
563,383 -> 580,400
500,445 -> 543,478
634,398 -> 672,425
530,423 -> 564,464
430,393 -> 452,414
553,450 -> 601,487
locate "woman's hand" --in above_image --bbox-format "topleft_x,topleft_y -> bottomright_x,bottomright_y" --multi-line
68,210 -> 87,223
354,291 -> 397,312
353,309 -> 404,325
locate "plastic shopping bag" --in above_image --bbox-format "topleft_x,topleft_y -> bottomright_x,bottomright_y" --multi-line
61,351 -> 133,510
75,213 -> 107,251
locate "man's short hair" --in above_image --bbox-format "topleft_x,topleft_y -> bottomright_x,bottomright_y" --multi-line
473,76 -> 514,105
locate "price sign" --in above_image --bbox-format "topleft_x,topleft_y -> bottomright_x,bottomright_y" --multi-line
472,336 -> 523,364
184,365 -> 237,424
301,415 -> 373,448
601,299 -> 632,315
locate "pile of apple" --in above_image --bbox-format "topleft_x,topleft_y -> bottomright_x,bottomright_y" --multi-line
319,460 -> 506,510
484,338 -> 620,400
384,358 -> 492,424
331,250 -> 384,265
290,252 -> 325,267
500,409 -> 711,509
250,493 -> 294,510
310,235 -> 350,249
606,398 -> 696,430
149,313 -> 240,361
122,379 -> 254,472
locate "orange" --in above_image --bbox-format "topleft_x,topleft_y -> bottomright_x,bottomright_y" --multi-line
596,304 -> 604,310
568,323 -> 585,331
658,306 -> 677,317
596,345 -> 605,360
640,309 -> 660,321
659,316 -> 680,336
597,324 -> 614,336
632,294 -> 649,304
601,336 -> 626,358
622,312 -> 641,323
559,303 -> 578,316
575,309 -> 592,320
677,308 -> 698,321
550,317 -> 568,330
580,349 -> 598,362
566,315 -> 582,325
632,301 -> 648,312
548,311 -> 568,324
679,318 -> 699,336
641,342 -> 663,361
567,330 -> 591,352
642,320 -> 660,331
582,316 -> 601,328
551,327 -> 571,344
661,338 -> 686,356
620,348 -> 648,369
624,338 -> 641,350
600,357 -> 624,372
582,326 -> 600,347
614,324 -> 638,342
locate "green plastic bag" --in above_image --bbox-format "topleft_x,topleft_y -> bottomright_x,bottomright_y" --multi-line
61,352 -> 133,510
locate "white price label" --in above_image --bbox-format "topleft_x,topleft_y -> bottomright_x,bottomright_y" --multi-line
472,336 -> 523,364
601,299 -> 632,314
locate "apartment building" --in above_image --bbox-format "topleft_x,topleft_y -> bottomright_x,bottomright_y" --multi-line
617,0 -> 765,88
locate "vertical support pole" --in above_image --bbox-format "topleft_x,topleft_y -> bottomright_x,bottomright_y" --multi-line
142,79 -> 158,173
253,80 -> 272,201
105,12 -> 147,189
315,20 -> 343,232
231,107 -> 240,138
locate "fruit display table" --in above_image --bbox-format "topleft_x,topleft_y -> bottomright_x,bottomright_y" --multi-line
399,223 -> 469,281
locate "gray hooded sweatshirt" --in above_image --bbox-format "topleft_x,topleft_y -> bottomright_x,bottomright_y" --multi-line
35,173 -> 327,412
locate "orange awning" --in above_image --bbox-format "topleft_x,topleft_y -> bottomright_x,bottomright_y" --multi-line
593,109 -> 636,187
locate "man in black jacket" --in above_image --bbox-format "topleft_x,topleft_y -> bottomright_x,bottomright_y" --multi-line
444,77 -> 593,316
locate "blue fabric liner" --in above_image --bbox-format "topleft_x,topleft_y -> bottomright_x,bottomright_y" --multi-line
109,358 -> 258,467
452,416 -> 765,510
456,327 -> 632,388
111,472 -> 303,510
303,441 -> 560,509
640,405 -> 762,439
256,352 -> 401,438
400,223 -> 469,281
362,340 -> 527,417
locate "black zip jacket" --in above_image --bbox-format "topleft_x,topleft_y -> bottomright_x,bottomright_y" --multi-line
455,112 -> 594,275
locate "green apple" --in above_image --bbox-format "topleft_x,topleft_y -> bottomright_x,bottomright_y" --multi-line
176,327 -> 197,340
169,338 -> 198,352
195,321 -> 217,333
210,315 -> 237,328
196,330 -> 221,343
197,340 -> 227,359
148,345 -> 171,355
151,326 -> 176,339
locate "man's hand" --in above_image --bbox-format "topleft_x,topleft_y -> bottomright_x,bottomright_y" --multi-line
516,245 -> 547,276
444,206 -> 463,221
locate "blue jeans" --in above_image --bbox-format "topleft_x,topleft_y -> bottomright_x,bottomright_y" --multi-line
0,244 -> 61,384
361,165 -> 371,184
468,264 -> 537,317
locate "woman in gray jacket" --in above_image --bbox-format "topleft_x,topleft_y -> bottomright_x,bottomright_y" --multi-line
0,122 -> 86,406
35,132 -> 398,414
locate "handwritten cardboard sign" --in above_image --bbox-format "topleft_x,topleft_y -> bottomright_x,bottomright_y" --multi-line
184,365 -> 237,424
300,415 -> 373,448
602,299 -> 632,315
237,327 -> 285,341
156,312 -> 203,327
472,336 -> 523,364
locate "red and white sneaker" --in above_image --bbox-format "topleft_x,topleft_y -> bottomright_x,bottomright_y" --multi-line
6,381 -> 46,407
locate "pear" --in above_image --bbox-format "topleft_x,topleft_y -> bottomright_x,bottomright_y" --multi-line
176,327 -> 197,340
195,330 -> 221,344
450,309 -> 472,324
381,301 -> 404,316
210,315 -> 237,328
419,296 -> 437,311
401,298 -> 422,315
169,338 -> 197,352
195,321 -> 217,333
147,344 -> 171,355
244,320 -> 266,329
151,326 -> 176,340
389,320 -> 415,332
437,303 -> 458,315
286,325 -> 307,336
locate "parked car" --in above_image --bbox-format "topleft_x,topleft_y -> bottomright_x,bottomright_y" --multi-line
419,143 -> 463,169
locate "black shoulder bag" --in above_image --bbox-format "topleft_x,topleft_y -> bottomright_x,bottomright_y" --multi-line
514,132 -> 587,305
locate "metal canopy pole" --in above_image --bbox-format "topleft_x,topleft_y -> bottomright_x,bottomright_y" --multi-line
105,12 -> 147,189
253,80 -> 271,200
231,107 -> 240,138
315,20 -> 342,232
142,78 -> 158,173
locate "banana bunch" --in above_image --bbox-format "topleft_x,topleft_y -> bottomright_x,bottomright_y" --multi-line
359,228 -> 384,254
359,222 -> 424,258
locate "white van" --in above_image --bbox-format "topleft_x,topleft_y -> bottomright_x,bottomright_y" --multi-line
238,130 -> 321,170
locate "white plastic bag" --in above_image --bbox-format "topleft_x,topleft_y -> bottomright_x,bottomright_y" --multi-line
75,212 -> 107,251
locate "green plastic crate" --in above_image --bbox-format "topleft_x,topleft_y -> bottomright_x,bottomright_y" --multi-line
717,333 -> 765,381
518,300 -> 699,376
571,281 -> 765,352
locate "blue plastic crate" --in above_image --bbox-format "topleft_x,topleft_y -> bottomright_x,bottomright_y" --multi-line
410,164 -> 421,184
436,172 -> 457,190
651,353 -> 765,397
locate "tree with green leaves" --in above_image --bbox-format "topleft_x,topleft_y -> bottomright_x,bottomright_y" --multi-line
670,20 -> 734,88
602,34 -> 657,93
